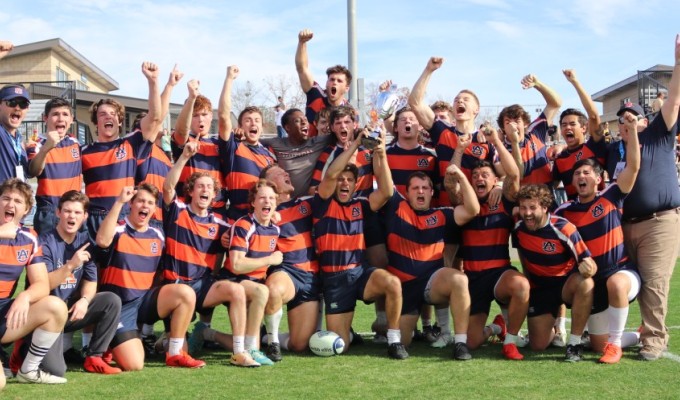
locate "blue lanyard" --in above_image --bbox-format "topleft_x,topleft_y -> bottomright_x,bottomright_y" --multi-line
1,125 -> 23,165
618,141 -> 625,161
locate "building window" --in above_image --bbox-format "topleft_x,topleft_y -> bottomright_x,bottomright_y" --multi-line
56,67 -> 69,88
76,81 -> 89,91
81,73 -> 88,83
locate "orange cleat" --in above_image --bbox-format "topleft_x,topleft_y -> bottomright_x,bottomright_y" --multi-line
166,351 -> 206,369
84,356 -> 122,374
599,343 -> 622,364
502,343 -> 524,360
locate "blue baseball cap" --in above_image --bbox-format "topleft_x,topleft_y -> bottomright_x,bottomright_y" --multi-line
616,101 -> 644,117
0,85 -> 30,102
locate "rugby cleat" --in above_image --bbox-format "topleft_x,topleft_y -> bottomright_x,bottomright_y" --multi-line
598,343 -> 622,364
453,342 -> 472,361
16,368 -> 67,384
387,343 -> 409,360
265,342 -> 283,362
84,356 -> 122,374
188,322 -> 208,356
502,343 -> 524,361
166,351 -> 206,368
431,333 -> 453,348
565,344 -> 584,362
230,351 -> 260,367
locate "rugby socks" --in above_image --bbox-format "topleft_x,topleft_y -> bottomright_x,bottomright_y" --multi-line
567,333 -> 582,346
375,311 -> 387,327
21,329 -> 60,373
607,306 -> 628,347
435,307 -> 451,336
501,308 -> 509,325
504,333 -> 518,345
81,332 -> 92,349
621,331 -> 640,348
168,337 -> 184,356
63,331 -> 74,350
555,317 -> 567,332
233,336 -> 245,354
141,324 -> 155,337
453,334 -> 467,344
244,336 -> 257,351
265,308 -> 283,344
386,329 -> 401,345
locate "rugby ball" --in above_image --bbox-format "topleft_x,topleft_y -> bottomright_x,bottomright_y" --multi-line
309,330 -> 345,356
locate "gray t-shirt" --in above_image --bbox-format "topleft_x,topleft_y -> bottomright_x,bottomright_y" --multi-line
262,135 -> 333,198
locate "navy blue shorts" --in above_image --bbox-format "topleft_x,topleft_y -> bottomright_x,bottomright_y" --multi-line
364,210 -> 386,248
177,276 -> 217,315
322,266 -> 375,315
466,266 -> 516,316
218,268 -> 265,284
527,277 -> 570,318
268,264 -> 320,311
115,288 -> 161,336
0,299 -> 14,342
401,275 -> 432,315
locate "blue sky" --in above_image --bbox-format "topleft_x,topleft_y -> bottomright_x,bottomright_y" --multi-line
2,0 -> 678,119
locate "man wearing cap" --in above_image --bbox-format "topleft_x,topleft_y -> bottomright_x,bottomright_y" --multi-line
0,82 -> 31,183
605,34 -> 680,361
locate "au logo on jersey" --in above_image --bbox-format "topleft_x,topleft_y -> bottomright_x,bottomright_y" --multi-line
425,215 -> 438,226
529,141 -> 537,152
115,146 -> 128,160
298,204 -> 309,215
16,249 -> 29,263
269,238 -> 276,250
417,158 -> 430,168
363,152 -> 373,162
208,226 -> 217,238
71,147 -> 80,159
488,203 -> 499,212
575,150 -> 583,161
151,241 -> 159,254
542,241 -> 556,253
351,206 -> 361,218
592,203 -> 604,218
471,145 -> 483,156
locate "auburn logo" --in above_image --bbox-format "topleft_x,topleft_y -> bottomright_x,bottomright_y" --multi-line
71,147 -> 80,159
542,241 -> 556,253
298,204 -> 309,215
592,203 -> 604,218
425,214 -> 438,226
417,158 -> 430,168
351,206 -> 361,218
151,241 -> 159,254
575,150 -> 583,161
115,146 -> 128,160
208,226 -> 217,238
471,145 -> 483,156
16,249 -> 29,263
269,238 -> 277,250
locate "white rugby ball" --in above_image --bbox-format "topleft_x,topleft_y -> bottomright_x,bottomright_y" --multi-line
309,330 -> 345,356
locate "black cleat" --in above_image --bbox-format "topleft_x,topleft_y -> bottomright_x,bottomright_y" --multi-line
453,342 -> 472,361
565,344 -> 584,362
266,343 -> 283,362
388,343 -> 409,360
63,347 -> 85,364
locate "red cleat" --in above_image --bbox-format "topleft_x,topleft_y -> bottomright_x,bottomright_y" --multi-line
166,351 -> 206,369
84,356 -> 122,374
502,343 -> 524,360
492,314 -> 507,342
102,349 -> 114,364
9,338 -> 24,376
599,343 -> 623,364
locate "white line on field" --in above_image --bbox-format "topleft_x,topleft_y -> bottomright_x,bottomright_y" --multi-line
663,352 -> 680,363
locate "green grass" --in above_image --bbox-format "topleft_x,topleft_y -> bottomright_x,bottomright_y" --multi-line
3,261 -> 680,400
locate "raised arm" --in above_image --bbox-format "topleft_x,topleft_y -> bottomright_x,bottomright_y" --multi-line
173,79 -> 201,146
615,113 -> 641,193
163,141 -> 198,206
522,73 -> 562,125
295,29 -> 315,93
0,40 -> 13,61
660,34 -> 680,130
368,127 -> 394,211
28,130 -> 60,177
160,64 -> 184,124
96,186 -> 134,248
317,129 -> 363,200
407,57 -> 442,131
446,164 -> 480,225
139,62 -> 162,142
218,65 -> 239,141
562,69 -> 601,142
489,123 -> 521,201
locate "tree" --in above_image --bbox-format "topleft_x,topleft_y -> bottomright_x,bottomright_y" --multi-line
262,74 -> 305,111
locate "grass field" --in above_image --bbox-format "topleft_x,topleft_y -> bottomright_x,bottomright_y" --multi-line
3,261 -> 680,400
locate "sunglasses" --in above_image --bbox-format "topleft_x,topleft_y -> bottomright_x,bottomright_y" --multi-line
3,99 -> 30,110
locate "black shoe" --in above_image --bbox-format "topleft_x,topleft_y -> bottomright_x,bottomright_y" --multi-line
63,347 -> 85,364
422,325 -> 440,343
141,334 -> 158,356
565,344 -> 584,362
388,343 -> 409,360
266,343 -> 283,362
453,342 -> 472,361
350,327 -> 364,346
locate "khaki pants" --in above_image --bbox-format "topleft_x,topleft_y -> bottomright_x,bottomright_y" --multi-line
623,212 -> 680,351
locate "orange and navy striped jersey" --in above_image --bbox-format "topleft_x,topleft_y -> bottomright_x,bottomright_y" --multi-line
171,133 -> 228,215
312,194 -> 368,274
305,82 -> 350,138
275,196 -> 318,274
136,144 -> 172,222
225,214 -> 280,282
162,199 -> 229,282
82,130 -> 149,211
386,142 -> 437,199
555,184 -> 630,280
41,230 -> 97,303
512,214 -> 591,288
221,135 -> 277,222
26,136 -> 82,208
99,221 -> 164,302
504,115 -> 552,185
383,192 -> 457,283
552,137 -> 607,200
0,228 -> 43,300
310,144 -> 374,198
428,120 -> 498,206
460,196 -> 516,272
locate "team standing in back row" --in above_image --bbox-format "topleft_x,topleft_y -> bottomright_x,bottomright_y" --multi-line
0,31 -> 678,389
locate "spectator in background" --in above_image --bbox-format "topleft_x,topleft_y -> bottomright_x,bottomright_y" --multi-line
275,105 -> 287,138
651,91 -> 665,115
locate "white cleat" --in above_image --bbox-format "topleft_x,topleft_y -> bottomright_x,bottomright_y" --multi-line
551,327 -> 567,348
430,333 -> 453,348
16,369 -> 67,384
